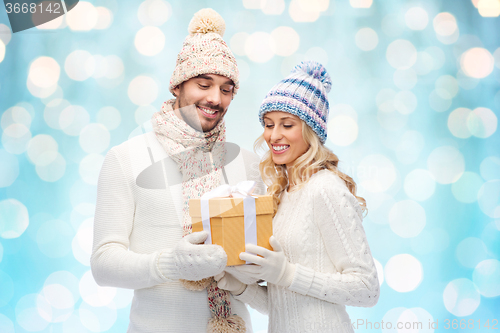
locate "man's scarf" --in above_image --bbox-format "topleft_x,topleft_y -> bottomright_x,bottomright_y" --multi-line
151,100 -> 245,333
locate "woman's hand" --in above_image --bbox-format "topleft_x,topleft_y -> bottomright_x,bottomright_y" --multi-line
214,270 -> 247,295
238,236 -> 296,287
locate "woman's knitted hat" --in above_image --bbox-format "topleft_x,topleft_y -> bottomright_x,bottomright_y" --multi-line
258,61 -> 332,143
169,8 -> 240,95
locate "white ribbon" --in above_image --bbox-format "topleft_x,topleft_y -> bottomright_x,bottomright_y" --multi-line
200,181 -> 258,252
200,198 -> 212,245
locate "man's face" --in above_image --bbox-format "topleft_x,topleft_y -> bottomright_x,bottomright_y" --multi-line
172,74 -> 234,132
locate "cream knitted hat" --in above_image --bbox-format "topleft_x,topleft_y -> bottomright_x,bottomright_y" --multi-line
169,8 -> 240,95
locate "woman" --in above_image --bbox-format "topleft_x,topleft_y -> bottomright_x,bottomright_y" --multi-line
215,61 -> 380,333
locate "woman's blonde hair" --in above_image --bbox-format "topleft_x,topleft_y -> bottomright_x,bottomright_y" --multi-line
254,121 -> 367,216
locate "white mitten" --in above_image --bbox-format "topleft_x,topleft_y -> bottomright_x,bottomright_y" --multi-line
158,231 -> 227,281
238,236 -> 296,287
214,271 -> 247,295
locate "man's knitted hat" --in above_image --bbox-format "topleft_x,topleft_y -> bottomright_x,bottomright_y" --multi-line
259,61 -> 332,143
169,8 -> 239,95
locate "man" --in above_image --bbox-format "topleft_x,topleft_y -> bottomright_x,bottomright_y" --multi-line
91,8 -> 263,333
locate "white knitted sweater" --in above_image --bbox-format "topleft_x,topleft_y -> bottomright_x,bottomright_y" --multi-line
235,169 -> 379,333
90,131 -> 264,333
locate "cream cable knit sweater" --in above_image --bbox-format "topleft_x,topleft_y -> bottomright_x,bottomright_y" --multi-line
91,131 -> 264,333
235,169 -> 379,333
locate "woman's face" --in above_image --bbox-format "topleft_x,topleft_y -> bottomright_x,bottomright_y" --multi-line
263,111 -> 310,168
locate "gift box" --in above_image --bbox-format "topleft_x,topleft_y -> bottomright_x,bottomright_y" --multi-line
189,195 -> 273,266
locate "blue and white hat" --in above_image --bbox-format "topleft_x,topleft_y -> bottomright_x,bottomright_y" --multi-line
258,61 -> 332,143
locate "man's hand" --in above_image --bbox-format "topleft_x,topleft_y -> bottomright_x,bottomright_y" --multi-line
172,231 -> 227,281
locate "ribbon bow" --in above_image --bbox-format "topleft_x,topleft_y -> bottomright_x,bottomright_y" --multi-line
201,180 -> 257,199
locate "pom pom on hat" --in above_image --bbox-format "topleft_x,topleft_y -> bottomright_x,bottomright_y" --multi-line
188,8 -> 226,37
291,61 -> 332,93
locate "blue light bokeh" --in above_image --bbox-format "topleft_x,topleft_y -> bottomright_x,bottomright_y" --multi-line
1,0 -> 499,332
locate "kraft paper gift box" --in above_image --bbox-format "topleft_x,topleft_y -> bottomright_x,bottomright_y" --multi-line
189,194 -> 273,266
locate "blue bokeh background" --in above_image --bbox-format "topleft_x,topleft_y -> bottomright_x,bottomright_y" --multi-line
0,0 -> 499,332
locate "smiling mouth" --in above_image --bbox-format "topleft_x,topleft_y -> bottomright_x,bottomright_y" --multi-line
271,144 -> 290,153
198,106 -> 218,118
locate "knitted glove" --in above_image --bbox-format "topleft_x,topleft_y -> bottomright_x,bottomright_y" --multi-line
158,231 -> 227,281
238,236 -> 296,287
224,265 -> 261,285
214,271 -> 247,295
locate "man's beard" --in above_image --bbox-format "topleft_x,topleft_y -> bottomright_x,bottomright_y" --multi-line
176,98 -> 224,132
